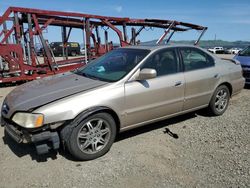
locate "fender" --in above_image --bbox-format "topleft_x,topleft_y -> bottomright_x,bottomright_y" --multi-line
60,106 -> 118,144
72,106 -> 114,127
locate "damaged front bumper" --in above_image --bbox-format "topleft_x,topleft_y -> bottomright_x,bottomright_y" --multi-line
1,116 -> 60,155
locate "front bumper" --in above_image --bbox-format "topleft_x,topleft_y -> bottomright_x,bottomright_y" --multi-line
1,116 -> 60,155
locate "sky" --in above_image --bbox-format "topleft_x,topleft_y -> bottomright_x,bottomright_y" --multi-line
0,0 -> 250,44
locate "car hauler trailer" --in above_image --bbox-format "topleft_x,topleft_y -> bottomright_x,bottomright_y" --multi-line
0,7 -> 207,84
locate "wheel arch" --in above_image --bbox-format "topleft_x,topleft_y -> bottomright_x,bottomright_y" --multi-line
95,107 -> 121,134
209,82 -> 233,104
73,106 -> 120,132
60,106 -> 121,143
218,82 -> 232,96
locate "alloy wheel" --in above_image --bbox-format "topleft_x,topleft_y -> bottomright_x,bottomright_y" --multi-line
214,88 -> 228,112
77,118 -> 111,154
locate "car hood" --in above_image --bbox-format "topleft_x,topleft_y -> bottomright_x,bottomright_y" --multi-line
234,55 -> 250,66
3,72 -> 107,118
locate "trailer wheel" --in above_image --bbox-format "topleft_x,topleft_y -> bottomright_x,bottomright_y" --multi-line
71,51 -> 77,56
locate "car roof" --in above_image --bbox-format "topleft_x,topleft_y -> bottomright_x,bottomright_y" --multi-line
122,44 -> 203,51
50,42 -> 79,44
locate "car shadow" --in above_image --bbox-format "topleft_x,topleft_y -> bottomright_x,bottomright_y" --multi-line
2,112 -> 199,162
116,112 -> 197,142
2,131 -> 59,162
195,108 -> 214,117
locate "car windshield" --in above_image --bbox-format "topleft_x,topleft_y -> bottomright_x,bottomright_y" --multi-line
74,48 -> 150,82
238,47 -> 250,56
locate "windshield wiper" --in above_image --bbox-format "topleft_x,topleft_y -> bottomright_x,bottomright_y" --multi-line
74,71 -> 110,82
82,72 -> 109,82
85,74 -> 99,80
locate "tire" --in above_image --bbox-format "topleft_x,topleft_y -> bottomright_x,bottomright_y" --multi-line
208,85 -> 230,116
64,113 -> 116,161
71,51 -> 77,56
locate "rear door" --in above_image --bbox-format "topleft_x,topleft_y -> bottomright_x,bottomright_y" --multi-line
179,47 -> 219,110
124,48 -> 185,126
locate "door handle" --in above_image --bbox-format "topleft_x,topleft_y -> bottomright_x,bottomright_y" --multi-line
214,73 -> 220,78
175,81 -> 182,87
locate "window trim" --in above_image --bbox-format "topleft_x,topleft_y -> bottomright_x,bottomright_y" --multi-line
140,47 -> 181,78
178,47 -> 215,72
75,48 -> 150,82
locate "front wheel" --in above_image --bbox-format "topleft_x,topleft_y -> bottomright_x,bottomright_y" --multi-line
64,113 -> 116,161
208,85 -> 230,116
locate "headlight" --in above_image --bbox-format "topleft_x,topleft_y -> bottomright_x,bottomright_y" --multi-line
12,112 -> 44,128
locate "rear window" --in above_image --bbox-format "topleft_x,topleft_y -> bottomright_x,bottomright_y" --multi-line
180,48 -> 214,71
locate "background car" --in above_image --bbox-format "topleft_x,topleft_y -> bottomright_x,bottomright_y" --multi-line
234,46 -> 250,84
37,42 -> 81,57
208,47 -> 224,54
228,48 -> 242,54
50,42 -> 80,56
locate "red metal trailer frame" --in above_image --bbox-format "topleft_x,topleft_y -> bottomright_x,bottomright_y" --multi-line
0,7 -> 207,84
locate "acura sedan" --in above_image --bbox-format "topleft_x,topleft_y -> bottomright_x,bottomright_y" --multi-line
1,45 -> 245,160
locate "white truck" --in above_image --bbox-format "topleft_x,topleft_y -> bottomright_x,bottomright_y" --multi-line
208,47 -> 224,54
228,48 -> 242,54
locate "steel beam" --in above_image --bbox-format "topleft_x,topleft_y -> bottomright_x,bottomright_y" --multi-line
194,28 -> 207,45
130,26 -> 144,44
156,21 -> 175,44
27,14 -> 36,66
0,6 -> 207,84
0,26 -> 14,44
61,26 -> 68,60
131,27 -> 136,45
104,30 -> 108,52
82,25 -> 88,64
166,30 -> 175,44
0,56 -> 3,71
85,18 -> 91,57
123,23 -> 127,42
101,19 -> 129,47
3,22 -> 9,44
14,12 -> 21,44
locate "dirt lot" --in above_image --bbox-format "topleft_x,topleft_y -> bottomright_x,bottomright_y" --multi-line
0,54 -> 249,188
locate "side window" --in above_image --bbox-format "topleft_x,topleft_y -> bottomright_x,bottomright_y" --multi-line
180,48 -> 214,71
141,49 -> 178,77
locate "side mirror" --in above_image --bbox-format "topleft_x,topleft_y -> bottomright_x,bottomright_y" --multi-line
138,68 -> 157,80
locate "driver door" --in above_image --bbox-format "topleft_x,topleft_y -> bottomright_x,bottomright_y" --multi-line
123,48 -> 185,127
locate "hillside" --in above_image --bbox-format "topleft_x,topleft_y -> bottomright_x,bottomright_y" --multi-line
142,40 -> 250,49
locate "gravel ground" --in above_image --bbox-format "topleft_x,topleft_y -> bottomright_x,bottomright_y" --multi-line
0,54 -> 249,188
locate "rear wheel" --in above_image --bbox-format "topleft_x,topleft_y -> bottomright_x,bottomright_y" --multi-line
64,113 -> 116,160
208,85 -> 230,116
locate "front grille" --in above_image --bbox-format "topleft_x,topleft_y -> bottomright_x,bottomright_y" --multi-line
1,117 -> 23,143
